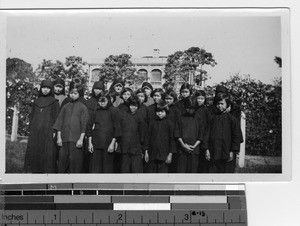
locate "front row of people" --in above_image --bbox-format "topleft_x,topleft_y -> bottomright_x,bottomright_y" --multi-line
23,79 -> 243,174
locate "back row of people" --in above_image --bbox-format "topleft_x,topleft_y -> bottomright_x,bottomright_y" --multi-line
23,77 -> 243,174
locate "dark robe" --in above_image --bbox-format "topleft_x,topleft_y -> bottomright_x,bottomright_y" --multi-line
147,117 -> 176,161
120,111 -> 147,155
209,112 -> 241,161
86,106 -> 121,173
137,104 -> 148,122
175,112 -> 204,155
23,96 -> 60,173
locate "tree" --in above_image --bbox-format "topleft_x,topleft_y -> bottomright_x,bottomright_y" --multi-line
274,56 -> 282,68
164,47 -> 217,89
99,54 -> 136,84
6,58 -> 37,140
35,59 -> 65,80
6,58 -> 36,82
212,74 -> 282,156
36,56 -> 89,83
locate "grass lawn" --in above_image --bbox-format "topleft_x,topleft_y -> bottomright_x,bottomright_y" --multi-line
5,140 -> 282,174
236,155 -> 282,173
6,139 -> 27,173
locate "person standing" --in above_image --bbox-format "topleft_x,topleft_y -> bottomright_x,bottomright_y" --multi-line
120,97 -> 147,173
53,84 -> 89,173
142,82 -> 154,106
207,93 -> 242,173
23,79 -> 60,173
145,101 -> 176,173
86,91 -> 121,173
53,77 -> 67,108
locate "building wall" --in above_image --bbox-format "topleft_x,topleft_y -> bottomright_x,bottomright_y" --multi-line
87,56 -> 168,90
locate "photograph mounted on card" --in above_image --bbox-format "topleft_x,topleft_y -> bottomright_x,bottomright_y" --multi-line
0,8 -> 291,183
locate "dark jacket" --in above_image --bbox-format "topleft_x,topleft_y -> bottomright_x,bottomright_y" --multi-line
147,117 -> 176,161
175,112 -> 204,155
86,81 -> 105,113
86,106 -> 121,149
195,105 -> 211,150
137,103 -> 148,122
120,111 -> 147,155
24,96 -> 60,173
209,112 -> 242,161
53,99 -> 89,143
146,103 -> 157,124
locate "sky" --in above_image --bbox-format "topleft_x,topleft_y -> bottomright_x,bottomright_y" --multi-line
5,9 -> 283,85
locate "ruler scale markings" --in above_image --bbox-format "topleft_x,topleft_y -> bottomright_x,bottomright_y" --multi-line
2,184 -> 247,225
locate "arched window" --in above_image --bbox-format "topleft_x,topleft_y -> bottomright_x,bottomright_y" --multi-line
151,69 -> 162,86
138,69 -> 148,78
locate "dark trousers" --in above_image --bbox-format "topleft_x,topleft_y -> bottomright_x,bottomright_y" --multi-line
81,137 -> 91,173
121,153 -> 143,173
198,149 -> 211,173
57,142 -> 83,173
147,160 -> 169,173
168,153 -> 178,173
177,152 -> 199,173
89,148 -> 114,173
209,154 -> 237,173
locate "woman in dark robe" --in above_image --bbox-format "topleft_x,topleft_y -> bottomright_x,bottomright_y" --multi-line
23,79 -> 60,173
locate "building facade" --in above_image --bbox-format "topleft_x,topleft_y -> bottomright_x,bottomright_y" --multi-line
87,56 -> 168,90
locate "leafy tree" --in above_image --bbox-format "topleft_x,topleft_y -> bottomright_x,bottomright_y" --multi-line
36,56 -> 89,83
35,59 -> 65,80
99,54 -> 137,85
274,56 -> 282,68
211,74 -> 282,156
164,47 -> 217,87
6,58 -> 38,138
6,58 -> 36,82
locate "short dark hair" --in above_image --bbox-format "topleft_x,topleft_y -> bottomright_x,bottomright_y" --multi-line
70,83 -> 84,97
214,92 -> 231,107
180,83 -> 192,94
194,90 -> 207,105
135,88 -> 148,103
155,100 -> 169,113
151,88 -> 165,100
120,87 -> 134,100
184,96 -> 197,109
165,89 -> 178,102
128,95 -> 140,107
98,91 -> 112,107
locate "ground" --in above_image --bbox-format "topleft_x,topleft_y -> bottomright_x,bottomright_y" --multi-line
5,140 -> 282,174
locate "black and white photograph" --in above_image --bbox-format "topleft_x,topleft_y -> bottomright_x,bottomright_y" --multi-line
1,8 -> 290,181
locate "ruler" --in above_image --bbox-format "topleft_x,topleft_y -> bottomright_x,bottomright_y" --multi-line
1,183 -> 247,226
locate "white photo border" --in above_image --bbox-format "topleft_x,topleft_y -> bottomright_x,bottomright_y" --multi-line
0,7 -> 291,183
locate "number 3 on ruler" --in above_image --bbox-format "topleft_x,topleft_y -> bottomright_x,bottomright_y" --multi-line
184,214 -> 189,220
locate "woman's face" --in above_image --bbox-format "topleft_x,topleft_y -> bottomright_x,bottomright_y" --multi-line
99,97 -> 108,108
217,99 -> 228,113
143,87 -> 152,97
54,84 -> 63,95
69,89 -> 80,101
114,84 -> 123,94
165,95 -> 174,105
93,88 -> 102,97
41,87 -> 51,96
153,92 -> 162,103
137,93 -> 146,104
129,105 -> 138,114
197,95 -> 205,106
122,91 -> 131,101
181,89 -> 190,98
